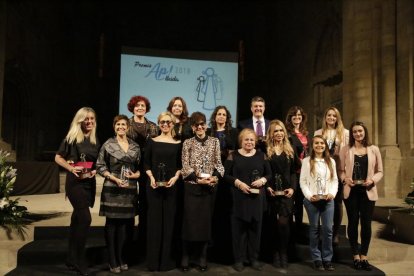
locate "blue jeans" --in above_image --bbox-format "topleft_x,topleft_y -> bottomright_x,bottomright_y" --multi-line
303,199 -> 334,262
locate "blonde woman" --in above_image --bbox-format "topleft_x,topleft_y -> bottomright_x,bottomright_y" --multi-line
55,107 -> 100,276
300,135 -> 338,271
224,128 -> 272,272
265,120 -> 296,268
144,112 -> 182,271
314,107 -> 349,245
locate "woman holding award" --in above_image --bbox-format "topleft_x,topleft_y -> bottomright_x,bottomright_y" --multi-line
314,107 -> 349,245
97,115 -> 141,273
181,111 -> 224,272
265,120 -> 296,268
167,96 -> 193,142
300,135 -> 337,271
144,111 -> 182,271
339,121 -> 383,271
55,107 -> 100,276
224,128 -> 272,272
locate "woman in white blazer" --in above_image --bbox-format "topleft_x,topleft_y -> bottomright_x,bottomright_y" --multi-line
300,135 -> 338,271
339,121 -> 383,271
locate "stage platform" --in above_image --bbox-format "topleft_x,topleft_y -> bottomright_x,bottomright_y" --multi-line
1,177 -> 413,275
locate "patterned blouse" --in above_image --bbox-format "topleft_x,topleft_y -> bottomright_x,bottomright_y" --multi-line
181,135 -> 225,183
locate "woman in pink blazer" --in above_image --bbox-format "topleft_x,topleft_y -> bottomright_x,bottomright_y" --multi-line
339,121 -> 383,271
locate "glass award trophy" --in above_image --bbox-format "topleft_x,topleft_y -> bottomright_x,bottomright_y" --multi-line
353,162 -> 364,185
273,174 -> 285,196
316,175 -> 327,200
120,165 -> 130,185
199,157 -> 211,178
249,169 -> 261,194
156,162 -> 167,187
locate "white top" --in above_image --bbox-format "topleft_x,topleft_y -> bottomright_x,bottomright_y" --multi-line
300,156 -> 338,200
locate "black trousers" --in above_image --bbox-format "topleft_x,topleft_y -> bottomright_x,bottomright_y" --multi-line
344,187 -> 375,256
146,185 -> 177,271
65,176 -> 94,269
231,216 -> 262,263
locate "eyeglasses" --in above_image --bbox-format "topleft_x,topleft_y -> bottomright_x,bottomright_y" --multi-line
194,122 -> 206,127
159,120 -> 172,126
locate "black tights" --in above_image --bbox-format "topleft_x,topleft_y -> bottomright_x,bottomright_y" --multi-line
272,215 -> 290,254
105,218 -> 128,268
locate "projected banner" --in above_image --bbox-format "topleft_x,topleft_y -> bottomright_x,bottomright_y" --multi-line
119,47 -> 239,126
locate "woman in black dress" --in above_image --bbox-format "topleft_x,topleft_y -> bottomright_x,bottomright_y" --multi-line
166,96 -> 193,142
55,107 -> 100,276
285,106 -> 311,238
207,105 -> 238,263
144,111 -> 182,271
97,115 -> 140,273
181,112 -> 224,272
224,128 -> 272,272
265,120 -> 296,268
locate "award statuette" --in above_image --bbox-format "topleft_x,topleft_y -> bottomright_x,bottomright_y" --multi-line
120,165 -> 130,185
273,174 -> 285,196
199,157 -> 211,178
156,163 -> 167,187
315,175 -> 327,200
353,162 -> 364,185
249,169 -> 261,194
73,153 -> 93,179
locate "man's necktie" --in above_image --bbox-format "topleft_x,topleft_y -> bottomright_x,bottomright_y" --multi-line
256,121 -> 263,136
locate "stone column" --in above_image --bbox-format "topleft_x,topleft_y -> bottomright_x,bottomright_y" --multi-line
377,0 -> 401,198
343,0 -> 401,198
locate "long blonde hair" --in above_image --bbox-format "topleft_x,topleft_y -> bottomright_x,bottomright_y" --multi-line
321,107 -> 345,145
65,107 -> 97,145
266,120 -> 294,158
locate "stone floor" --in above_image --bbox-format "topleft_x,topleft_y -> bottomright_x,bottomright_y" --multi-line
1,176 -> 413,275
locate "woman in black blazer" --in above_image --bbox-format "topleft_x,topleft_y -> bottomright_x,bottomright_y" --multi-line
285,106 -> 312,238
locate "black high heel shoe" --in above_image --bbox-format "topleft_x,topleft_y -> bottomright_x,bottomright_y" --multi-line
353,259 -> 362,270
360,260 -> 372,271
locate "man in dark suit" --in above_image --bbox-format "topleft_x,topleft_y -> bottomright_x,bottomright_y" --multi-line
238,96 -> 270,152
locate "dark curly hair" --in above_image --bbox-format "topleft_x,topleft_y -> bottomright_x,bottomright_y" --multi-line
209,105 -> 233,136
127,95 -> 151,113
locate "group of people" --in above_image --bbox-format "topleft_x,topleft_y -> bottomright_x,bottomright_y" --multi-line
55,95 -> 383,275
